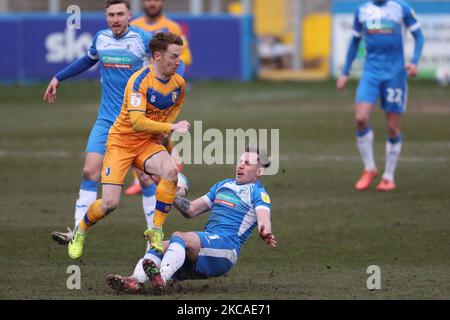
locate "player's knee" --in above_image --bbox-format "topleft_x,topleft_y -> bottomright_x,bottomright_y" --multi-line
82,166 -> 100,181
171,231 -> 183,239
138,173 -> 153,187
387,126 -> 400,137
171,231 -> 192,247
355,116 -> 369,130
162,166 -> 178,181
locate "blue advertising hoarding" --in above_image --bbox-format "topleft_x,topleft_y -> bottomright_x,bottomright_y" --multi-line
0,13 -> 256,82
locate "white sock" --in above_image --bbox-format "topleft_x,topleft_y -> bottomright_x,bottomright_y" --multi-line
74,180 -> 98,226
356,128 -> 376,171
132,249 -> 164,283
159,237 -> 186,283
132,258 -> 149,283
143,195 -> 156,229
142,184 -> 157,229
383,137 -> 402,182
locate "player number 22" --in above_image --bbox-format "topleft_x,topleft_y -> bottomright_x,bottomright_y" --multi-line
386,88 -> 403,104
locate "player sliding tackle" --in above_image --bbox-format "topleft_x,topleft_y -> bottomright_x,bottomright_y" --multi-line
336,0 -> 424,192
68,32 -> 190,259
106,148 -> 277,294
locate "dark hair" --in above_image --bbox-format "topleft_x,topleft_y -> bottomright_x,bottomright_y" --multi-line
105,0 -> 131,10
149,32 -> 183,58
245,146 -> 271,168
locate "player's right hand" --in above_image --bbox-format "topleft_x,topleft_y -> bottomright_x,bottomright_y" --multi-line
259,225 -> 278,249
336,75 -> 348,91
172,120 -> 191,135
43,77 -> 59,103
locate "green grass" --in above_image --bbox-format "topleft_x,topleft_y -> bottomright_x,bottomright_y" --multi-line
0,80 -> 449,299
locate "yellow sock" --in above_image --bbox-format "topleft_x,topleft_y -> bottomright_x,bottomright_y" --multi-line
79,199 -> 105,232
153,179 -> 177,228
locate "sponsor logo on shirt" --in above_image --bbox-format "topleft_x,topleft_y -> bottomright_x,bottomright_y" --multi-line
215,199 -> 236,207
366,20 -> 395,34
130,93 -> 142,107
102,55 -> 132,69
215,193 -> 240,207
145,109 -> 171,116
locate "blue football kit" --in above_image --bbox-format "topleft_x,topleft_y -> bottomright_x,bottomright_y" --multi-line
342,0 -> 425,113
173,179 -> 271,280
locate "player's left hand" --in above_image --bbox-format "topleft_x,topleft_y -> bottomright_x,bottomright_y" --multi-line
406,63 -> 418,77
259,225 -> 278,248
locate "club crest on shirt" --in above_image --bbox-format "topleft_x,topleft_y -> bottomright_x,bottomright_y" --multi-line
172,91 -> 178,103
239,189 -> 248,198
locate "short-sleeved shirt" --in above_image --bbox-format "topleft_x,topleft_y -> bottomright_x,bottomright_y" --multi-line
87,26 -> 152,124
201,179 -> 271,249
352,0 -> 421,78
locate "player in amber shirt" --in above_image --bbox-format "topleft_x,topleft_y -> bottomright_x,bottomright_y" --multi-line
126,0 -> 192,200
68,32 -> 191,260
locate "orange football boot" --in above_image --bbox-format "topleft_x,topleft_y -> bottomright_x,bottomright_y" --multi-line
124,182 -> 142,195
376,179 -> 396,192
354,170 -> 378,191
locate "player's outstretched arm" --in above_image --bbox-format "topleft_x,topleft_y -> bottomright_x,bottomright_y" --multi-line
173,196 -> 210,219
43,55 -> 98,103
257,208 -> 278,248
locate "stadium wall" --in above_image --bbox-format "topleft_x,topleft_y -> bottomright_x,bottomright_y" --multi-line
0,13 -> 256,83
331,0 -> 450,79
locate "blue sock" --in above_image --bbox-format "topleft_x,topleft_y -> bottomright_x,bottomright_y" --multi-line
388,134 -> 402,144
356,127 -> 371,137
142,183 -> 156,197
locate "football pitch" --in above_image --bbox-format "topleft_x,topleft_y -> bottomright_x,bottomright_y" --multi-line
0,80 -> 449,299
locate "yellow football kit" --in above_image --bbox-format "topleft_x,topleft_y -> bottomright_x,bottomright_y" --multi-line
101,65 -> 185,186
79,65 -> 185,234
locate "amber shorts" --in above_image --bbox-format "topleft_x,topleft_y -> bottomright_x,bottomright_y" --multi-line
101,138 -> 167,185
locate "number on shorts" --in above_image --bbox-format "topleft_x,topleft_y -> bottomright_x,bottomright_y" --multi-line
386,88 -> 403,104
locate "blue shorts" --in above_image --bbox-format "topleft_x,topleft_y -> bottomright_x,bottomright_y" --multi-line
173,232 -> 239,281
356,71 -> 408,113
85,120 -> 113,155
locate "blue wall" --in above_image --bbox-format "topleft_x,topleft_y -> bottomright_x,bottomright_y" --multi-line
0,13 -> 256,82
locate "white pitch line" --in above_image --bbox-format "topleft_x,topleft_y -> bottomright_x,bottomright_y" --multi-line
0,149 -> 74,158
280,154 -> 450,163
0,149 -> 449,164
